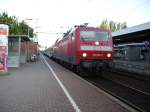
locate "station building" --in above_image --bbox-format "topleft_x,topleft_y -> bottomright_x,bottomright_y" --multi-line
112,22 -> 150,76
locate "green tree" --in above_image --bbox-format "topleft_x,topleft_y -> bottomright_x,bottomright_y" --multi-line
116,23 -> 121,30
0,12 -> 34,37
99,19 -> 127,32
100,19 -> 109,29
121,22 -> 127,29
109,21 -> 117,32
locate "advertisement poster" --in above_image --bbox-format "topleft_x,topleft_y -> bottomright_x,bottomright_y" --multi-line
0,24 -> 8,73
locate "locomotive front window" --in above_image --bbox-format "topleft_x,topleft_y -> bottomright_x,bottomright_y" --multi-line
80,30 -> 109,41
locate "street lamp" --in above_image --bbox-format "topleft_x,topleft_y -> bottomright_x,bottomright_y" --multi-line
34,18 -> 39,42
25,18 -> 33,37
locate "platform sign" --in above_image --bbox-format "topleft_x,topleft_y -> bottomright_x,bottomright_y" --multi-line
0,24 -> 9,73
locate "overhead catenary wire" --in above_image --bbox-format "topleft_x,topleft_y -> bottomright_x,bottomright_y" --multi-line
123,0 -> 150,19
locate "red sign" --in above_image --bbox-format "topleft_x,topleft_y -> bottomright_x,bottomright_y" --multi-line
0,24 -> 8,73
0,29 -> 7,35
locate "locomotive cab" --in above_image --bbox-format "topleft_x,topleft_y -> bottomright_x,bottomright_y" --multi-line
76,27 -> 113,70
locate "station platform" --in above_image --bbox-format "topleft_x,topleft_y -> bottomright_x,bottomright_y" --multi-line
113,59 -> 150,76
0,54 -> 131,112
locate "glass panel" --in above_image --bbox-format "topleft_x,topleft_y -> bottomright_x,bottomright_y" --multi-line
8,37 -> 20,67
8,38 -> 20,56
80,30 -> 109,41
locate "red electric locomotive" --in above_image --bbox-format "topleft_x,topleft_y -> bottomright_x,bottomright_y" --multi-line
52,26 -> 113,76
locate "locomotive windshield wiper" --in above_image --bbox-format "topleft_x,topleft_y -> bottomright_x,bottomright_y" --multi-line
81,37 -> 90,41
81,37 -> 85,41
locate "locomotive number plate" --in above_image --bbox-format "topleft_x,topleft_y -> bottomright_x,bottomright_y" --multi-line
92,54 -> 103,56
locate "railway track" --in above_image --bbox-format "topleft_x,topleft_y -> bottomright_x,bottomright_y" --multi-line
84,71 -> 150,112
101,71 -> 150,95
44,54 -> 150,112
110,68 -> 150,83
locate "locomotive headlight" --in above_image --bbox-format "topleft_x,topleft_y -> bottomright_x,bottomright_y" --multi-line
95,41 -> 99,45
107,53 -> 111,58
82,53 -> 87,57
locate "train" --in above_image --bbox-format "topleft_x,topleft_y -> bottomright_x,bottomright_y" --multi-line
48,26 -> 114,76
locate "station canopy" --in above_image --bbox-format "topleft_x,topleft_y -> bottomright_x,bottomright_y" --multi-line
112,22 -> 150,44
8,35 -> 30,42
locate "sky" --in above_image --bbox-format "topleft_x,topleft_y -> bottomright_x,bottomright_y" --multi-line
0,0 -> 150,48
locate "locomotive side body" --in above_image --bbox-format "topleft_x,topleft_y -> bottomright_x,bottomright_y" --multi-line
52,32 -> 77,65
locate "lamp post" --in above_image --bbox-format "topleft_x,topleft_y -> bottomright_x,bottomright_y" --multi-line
25,18 -> 33,37
34,18 -> 40,42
